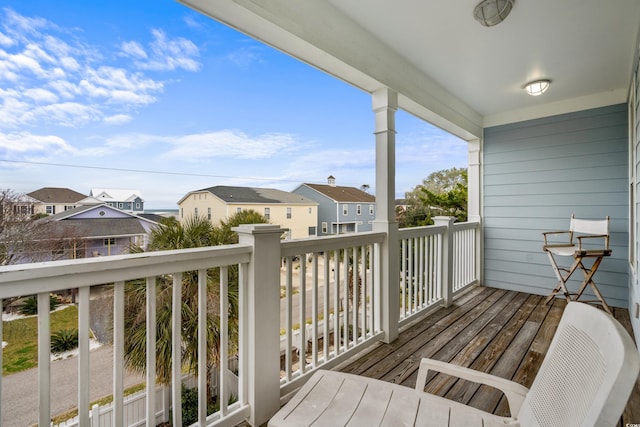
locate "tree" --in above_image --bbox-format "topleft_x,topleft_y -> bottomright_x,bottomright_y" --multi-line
0,189 -> 79,265
124,210 -> 269,399
398,167 -> 468,227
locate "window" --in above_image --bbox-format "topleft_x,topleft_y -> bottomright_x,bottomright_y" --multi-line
264,207 -> 270,220
237,207 -> 242,213
195,207 -> 198,217
342,204 -> 348,216
308,207 -> 312,214
65,205 -> 75,211
136,203 -> 140,209
286,207 -> 292,219
207,207 -> 211,220
46,205 -> 55,214
369,204 -> 374,215
308,226 -> 316,236
118,203 -> 124,209
103,238 -> 115,246
180,208 -> 184,218
357,204 -> 362,215
322,222 -> 328,233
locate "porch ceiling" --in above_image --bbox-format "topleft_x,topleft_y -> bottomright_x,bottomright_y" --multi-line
181,0 -> 640,140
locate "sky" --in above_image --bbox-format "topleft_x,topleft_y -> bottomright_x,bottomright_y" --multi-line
0,0 -> 468,209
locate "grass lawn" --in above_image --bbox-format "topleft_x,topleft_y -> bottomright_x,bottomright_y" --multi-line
2,305 -> 79,375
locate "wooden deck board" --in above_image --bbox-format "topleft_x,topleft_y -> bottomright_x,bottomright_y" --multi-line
338,287 -> 640,424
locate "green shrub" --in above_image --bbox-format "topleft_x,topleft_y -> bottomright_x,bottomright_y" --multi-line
18,294 -> 61,315
51,329 -> 79,353
179,386 -> 238,425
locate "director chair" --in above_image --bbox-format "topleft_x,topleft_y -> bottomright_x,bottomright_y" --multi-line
542,215 -> 612,314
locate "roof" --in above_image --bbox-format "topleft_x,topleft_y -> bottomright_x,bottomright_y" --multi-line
180,186 -> 317,205
44,218 -> 147,238
90,188 -> 143,203
44,203 -> 160,226
27,187 -> 87,204
183,0 -> 640,138
303,184 -> 375,203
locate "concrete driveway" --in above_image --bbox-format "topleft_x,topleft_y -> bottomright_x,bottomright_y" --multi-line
2,345 -> 144,427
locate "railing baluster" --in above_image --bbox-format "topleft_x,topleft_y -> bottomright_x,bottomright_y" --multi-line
360,245 -> 367,340
37,291 -> 51,427
352,247 -> 358,343
333,249 -> 340,355
170,274 -> 182,427
197,269 -> 207,426
238,262 -> 248,408
343,250 -> 349,349
0,298 -> 2,427
299,256 -> 306,374
323,251 -> 330,362
285,257 -> 293,381
146,277 -> 156,427
220,266 -> 228,415
78,286 -> 90,427
311,253 -> 318,368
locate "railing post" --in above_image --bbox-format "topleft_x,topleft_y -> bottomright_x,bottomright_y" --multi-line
234,224 -> 287,426
434,216 -> 455,306
372,87 -> 399,344
468,138 -> 483,286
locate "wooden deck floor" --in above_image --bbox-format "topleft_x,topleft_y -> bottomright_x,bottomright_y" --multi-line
340,286 -> 640,426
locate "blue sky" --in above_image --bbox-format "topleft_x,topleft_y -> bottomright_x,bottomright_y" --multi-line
0,0 -> 467,209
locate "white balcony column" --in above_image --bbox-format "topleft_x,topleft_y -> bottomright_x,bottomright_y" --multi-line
372,87 -> 399,343
467,138 -> 483,285
434,216 -> 455,306
234,224 -> 287,426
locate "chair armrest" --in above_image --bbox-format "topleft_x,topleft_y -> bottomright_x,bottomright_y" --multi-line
575,234 -> 609,251
542,230 -> 571,246
416,358 -> 529,416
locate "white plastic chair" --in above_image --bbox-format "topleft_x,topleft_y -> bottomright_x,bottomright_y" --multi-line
269,302 -> 640,426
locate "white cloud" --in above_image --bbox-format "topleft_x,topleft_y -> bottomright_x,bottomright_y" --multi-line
120,40 -> 147,59
0,9 -> 196,132
0,31 -> 13,47
163,130 -> 298,160
23,88 -> 58,103
225,46 -> 264,68
120,28 -> 200,72
0,131 -> 73,154
103,114 -> 132,125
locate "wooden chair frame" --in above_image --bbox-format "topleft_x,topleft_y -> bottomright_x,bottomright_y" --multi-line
542,215 -> 612,314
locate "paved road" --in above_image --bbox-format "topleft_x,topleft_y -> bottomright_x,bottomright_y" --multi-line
3,345 -> 145,427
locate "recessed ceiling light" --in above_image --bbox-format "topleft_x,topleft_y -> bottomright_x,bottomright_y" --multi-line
524,79 -> 551,96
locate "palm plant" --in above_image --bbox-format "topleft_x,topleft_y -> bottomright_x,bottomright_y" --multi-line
124,211 -> 267,398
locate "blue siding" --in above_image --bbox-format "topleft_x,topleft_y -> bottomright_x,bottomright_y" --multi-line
483,104 -> 629,307
292,186 -> 375,235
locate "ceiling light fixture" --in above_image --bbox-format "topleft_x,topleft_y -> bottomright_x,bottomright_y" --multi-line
524,79 -> 551,96
473,0 -> 514,27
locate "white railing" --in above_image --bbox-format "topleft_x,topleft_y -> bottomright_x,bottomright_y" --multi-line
398,225 -> 445,321
452,221 -> 480,293
0,218 -> 479,427
398,218 -> 480,326
0,244 -> 252,427
278,232 -> 386,394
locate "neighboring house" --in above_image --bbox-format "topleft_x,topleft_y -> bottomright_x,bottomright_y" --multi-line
38,203 -> 159,258
293,176 -> 376,236
27,187 -> 87,216
89,188 -> 144,213
177,186 -> 318,239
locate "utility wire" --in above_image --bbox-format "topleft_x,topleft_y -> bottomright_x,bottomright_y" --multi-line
0,158 -> 308,184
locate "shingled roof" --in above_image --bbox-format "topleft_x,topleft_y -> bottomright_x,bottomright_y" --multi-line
190,186 -> 316,205
27,187 -> 87,203
303,184 -> 375,203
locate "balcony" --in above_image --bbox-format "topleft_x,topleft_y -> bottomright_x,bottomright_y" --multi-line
0,219 -> 637,426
